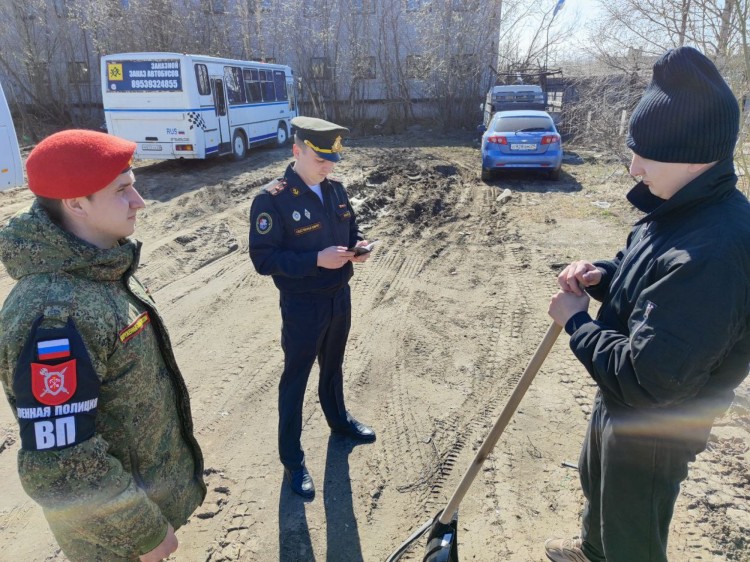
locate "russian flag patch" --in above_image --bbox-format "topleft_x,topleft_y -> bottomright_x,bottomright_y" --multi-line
37,338 -> 71,361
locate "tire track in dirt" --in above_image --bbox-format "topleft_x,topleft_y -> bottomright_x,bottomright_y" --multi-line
415,248 -> 531,522
154,254 -> 286,439
353,249 -> 437,523
380,174 -> 578,559
204,473 -> 265,561
366,176 -> 552,559
457,187 -> 603,558
136,204 -> 252,293
158,253 -> 287,562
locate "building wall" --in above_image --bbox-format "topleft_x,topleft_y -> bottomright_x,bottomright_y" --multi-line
0,0 -> 502,130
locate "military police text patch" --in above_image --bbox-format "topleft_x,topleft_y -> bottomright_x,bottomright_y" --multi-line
13,317 -> 100,451
256,212 -> 273,234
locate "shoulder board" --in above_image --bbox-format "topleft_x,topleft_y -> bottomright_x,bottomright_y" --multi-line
265,179 -> 287,196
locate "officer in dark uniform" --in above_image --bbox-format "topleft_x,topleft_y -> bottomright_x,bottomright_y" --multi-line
249,116 -> 376,499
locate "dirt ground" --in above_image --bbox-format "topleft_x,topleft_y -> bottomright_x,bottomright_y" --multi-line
0,129 -> 748,562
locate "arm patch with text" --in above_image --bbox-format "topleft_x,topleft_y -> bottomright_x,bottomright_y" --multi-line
12,317 -> 100,451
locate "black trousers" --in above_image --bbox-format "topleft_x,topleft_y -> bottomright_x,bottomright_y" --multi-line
278,286 -> 351,470
579,394 -> 711,562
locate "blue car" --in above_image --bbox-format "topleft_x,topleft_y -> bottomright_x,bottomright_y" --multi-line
480,110 -> 563,181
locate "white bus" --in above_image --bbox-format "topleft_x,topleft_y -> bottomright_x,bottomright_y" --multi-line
0,81 -> 23,190
101,52 -> 298,160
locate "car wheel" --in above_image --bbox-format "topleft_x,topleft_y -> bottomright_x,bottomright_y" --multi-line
276,123 -> 288,147
232,130 -> 247,160
481,167 -> 493,181
549,167 -> 561,181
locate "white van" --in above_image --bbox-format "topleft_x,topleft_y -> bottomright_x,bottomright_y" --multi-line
101,52 -> 298,160
0,82 -> 24,190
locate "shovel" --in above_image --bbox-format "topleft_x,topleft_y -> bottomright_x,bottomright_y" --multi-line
386,321 -> 562,562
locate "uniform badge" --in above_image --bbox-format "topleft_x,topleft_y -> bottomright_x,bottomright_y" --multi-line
292,211 -> 301,221
37,338 -> 71,360
14,318 -> 100,452
292,187 -> 301,196
31,359 -> 77,406
256,212 -> 273,234
294,222 -> 322,236
119,312 -> 150,344
304,209 -> 311,219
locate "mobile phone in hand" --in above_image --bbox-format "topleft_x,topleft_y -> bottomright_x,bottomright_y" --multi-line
349,240 -> 380,256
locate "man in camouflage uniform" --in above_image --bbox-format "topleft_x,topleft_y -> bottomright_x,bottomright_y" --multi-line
0,130 -> 205,561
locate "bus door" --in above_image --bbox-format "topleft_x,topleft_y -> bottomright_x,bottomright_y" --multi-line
210,77 -> 230,153
286,74 -> 297,116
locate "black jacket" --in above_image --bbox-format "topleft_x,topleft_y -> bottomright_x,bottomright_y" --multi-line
568,158 -> 750,425
248,164 -> 360,295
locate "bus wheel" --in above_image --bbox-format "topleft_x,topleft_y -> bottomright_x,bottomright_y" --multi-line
232,130 -> 247,160
276,123 -> 288,146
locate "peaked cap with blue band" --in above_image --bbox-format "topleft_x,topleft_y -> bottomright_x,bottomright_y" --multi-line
291,116 -> 349,162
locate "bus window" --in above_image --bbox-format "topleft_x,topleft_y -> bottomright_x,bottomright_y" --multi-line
224,66 -> 245,104
213,79 -> 227,116
195,64 -> 211,95
273,70 -> 287,101
243,68 -> 262,102
260,70 -> 276,101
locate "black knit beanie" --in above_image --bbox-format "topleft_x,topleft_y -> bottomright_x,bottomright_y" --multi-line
627,46 -> 739,163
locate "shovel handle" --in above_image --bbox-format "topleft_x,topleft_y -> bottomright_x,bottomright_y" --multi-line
438,321 -> 562,525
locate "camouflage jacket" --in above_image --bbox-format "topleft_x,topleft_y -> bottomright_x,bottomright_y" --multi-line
0,202 -> 205,561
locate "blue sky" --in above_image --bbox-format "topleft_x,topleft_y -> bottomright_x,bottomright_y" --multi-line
544,0 -> 603,58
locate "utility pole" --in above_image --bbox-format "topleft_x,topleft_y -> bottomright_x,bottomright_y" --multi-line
544,0 -> 564,71
495,0 -> 504,81
544,19 -> 552,71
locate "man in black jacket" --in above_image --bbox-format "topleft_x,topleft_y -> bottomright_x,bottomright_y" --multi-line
545,47 -> 750,562
249,117 -> 376,500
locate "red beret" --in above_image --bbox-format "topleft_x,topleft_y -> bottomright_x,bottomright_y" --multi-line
26,129 -> 136,198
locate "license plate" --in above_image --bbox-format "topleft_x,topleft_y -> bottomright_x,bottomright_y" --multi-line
141,143 -> 163,151
511,143 -> 536,151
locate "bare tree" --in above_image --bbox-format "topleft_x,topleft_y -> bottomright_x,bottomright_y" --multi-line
404,0 -> 503,128
0,0 -> 104,138
580,0 -> 750,193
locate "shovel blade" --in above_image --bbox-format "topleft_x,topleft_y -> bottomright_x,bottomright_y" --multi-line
423,510 -> 459,562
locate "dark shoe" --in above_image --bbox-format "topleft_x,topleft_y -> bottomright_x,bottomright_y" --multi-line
331,416 -> 376,443
284,466 -> 315,499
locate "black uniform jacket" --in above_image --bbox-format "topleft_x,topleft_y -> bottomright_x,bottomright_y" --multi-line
249,164 -> 361,295
568,158 -> 750,427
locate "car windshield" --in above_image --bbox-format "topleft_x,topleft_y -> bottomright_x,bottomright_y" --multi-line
493,116 -> 553,133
